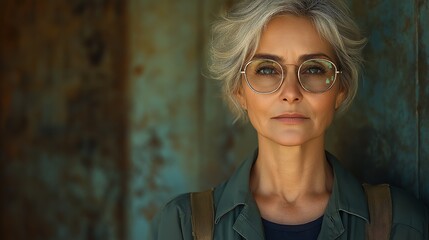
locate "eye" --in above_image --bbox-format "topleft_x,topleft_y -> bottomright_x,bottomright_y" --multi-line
301,65 -> 326,75
256,67 -> 278,75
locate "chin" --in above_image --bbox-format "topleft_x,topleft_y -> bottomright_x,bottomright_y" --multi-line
268,134 -> 309,147
277,139 -> 308,147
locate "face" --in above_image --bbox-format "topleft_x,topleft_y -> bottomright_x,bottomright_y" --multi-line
237,15 -> 345,147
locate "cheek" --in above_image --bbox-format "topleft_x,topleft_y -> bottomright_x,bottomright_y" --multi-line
243,87 -> 263,111
311,95 -> 338,126
246,97 -> 266,121
243,92 -> 272,127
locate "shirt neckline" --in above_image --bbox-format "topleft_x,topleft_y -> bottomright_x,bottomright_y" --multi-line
261,215 -> 324,232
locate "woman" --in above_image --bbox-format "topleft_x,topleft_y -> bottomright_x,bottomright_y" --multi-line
150,0 -> 428,239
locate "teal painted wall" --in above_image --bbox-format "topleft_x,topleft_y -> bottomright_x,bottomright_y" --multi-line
127,0 -> 202,238
127,0 -> 257,238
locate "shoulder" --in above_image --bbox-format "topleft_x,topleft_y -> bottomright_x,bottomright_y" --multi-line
158,192 -> 192,217
149,193 -> 193,240
390,186 -> 428,238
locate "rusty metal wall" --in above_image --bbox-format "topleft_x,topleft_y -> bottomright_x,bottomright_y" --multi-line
0,0 -> 128,239
1,0 -> 428,240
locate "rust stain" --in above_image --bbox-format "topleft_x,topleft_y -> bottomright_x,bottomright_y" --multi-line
148,131 -> 161,149
83,31 -> 105,66
402,17 -> 411,32
133,65 -> 144,76
141,202 -> 158,221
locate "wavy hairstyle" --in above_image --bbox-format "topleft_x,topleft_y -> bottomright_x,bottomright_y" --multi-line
209,0 -> 366,121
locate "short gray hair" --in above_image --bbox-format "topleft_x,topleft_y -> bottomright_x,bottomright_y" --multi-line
209,0 -> 367,121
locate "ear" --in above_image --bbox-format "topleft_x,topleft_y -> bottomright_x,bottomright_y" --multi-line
235,87 -> 247,110
334,89 -> 346,110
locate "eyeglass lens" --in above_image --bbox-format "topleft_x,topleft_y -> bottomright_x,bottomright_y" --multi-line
244,59 -> 337,93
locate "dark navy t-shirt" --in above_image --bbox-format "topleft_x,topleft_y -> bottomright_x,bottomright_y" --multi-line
262,216 -> 323,240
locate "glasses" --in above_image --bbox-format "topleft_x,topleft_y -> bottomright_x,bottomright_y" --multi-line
240,58 -> 341,94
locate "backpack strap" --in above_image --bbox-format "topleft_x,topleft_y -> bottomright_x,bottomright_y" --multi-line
363,183 -> 392,240
190,189 -> 214,240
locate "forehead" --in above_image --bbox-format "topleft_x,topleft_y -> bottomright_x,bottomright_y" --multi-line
256,14 -> 336,62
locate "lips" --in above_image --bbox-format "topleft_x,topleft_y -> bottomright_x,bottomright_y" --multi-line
272,113 -> 309,123
273,113 -> 309,119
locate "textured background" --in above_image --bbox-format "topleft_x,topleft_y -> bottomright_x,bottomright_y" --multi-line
0,0 -> 428,239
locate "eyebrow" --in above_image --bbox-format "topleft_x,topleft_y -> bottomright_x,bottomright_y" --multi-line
252,53 -> 334,63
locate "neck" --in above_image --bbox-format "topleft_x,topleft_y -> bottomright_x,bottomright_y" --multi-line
250,135 -> 333,204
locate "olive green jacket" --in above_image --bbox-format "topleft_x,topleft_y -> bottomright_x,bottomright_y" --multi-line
150,151 -> 428,239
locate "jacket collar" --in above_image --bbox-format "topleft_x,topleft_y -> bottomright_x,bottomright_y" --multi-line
214,150 -> 265,239
215,150 -> 258,223
319,151 -> 369,239
214,150 -> 369,238
326,151 -> 369,221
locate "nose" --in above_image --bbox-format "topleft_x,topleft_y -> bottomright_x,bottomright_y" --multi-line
279,66 -> 303,103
